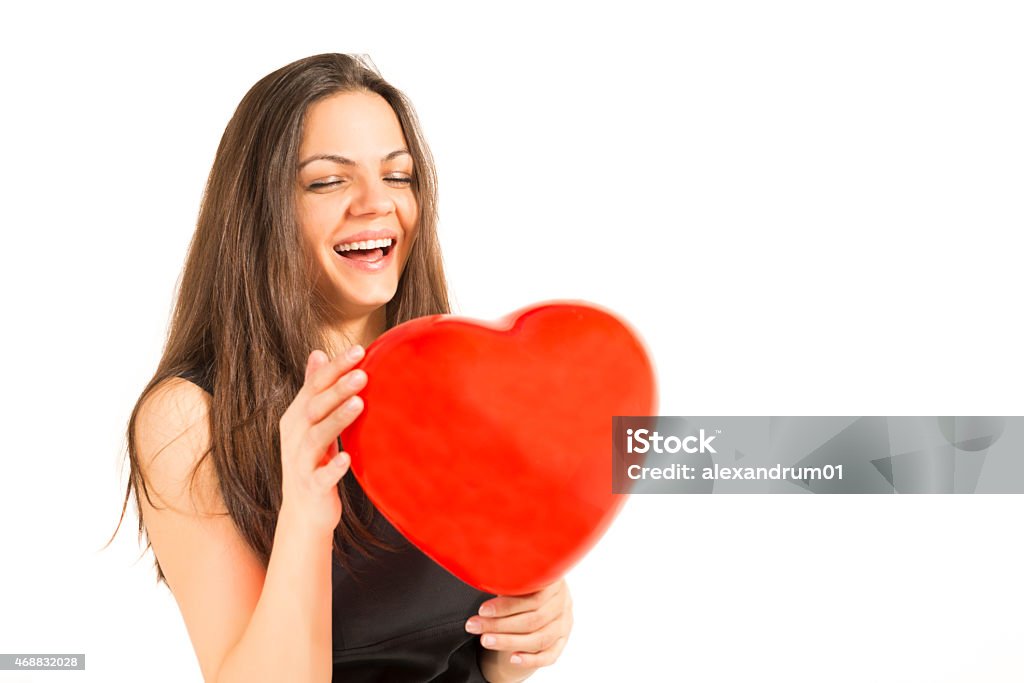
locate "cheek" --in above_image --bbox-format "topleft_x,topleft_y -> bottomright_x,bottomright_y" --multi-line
296,199 -> 315,244
399,196 -> 420,242
297,198 -> 335,252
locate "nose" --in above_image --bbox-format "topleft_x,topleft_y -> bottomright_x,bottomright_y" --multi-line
348,177 -> 395,217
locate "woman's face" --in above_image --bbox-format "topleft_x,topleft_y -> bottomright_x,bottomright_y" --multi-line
297,90 -> 418,320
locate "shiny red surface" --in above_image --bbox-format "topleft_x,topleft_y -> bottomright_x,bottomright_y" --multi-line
341,302 -> 656,595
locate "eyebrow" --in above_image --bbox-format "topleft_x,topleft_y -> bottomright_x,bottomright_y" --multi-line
298,149 -> 411,170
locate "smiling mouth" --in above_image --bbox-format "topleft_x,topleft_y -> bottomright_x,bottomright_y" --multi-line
333,237 -> 395,262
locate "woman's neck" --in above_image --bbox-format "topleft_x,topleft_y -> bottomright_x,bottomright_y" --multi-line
323,306 -> 386,356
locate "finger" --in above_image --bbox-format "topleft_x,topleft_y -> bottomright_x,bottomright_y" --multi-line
288,350 -> 330,410
312,450 -> 351,489
305,368 -> 368,424
305,349 -> 329,383
308,345 -> 365,394
508,636 -> 568,669
478,617 -> 563,654
302,395 -> 363,467
467,596 -> 561,635
313,430 -> 340,468
478,581 -> 564,618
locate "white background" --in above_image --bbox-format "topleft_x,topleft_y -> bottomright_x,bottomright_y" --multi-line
1,2 -> 1022,681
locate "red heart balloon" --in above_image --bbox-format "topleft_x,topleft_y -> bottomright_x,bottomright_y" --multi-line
341,302 -> 656,595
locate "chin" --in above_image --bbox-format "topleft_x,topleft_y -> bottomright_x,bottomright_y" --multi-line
337,285 -> 399,314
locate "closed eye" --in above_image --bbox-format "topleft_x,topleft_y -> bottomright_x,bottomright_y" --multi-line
308,177 -> 410,191
309,178 -> 344,190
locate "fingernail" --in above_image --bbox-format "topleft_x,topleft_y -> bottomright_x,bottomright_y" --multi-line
510,655 -> 523,665
479,604 -> 495,617
344,396 -> 363,413
481,635 -> 496,647
348,369 -> 367,387
347,345 -> 364,361
465,619 -> 482,634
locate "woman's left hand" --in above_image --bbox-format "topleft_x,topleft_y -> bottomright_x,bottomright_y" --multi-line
468,579 -> 573,680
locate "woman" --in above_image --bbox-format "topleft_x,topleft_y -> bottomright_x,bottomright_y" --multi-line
117,54 -> 572,682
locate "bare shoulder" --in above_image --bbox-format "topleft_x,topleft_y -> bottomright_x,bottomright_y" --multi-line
134,376 -> 221,515
134,376 -> 267,681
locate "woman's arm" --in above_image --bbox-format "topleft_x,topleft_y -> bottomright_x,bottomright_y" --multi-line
136,350 -> 366,683
136,378 -> 331,682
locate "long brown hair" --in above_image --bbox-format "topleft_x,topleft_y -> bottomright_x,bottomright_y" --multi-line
114,54 -> 450,582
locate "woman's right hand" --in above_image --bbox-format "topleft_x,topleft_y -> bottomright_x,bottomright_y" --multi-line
278,345 -> 367,536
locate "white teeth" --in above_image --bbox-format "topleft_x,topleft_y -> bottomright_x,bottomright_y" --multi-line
334,237 -> 394,252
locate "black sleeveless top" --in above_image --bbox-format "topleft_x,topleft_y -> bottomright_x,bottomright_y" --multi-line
178,368 -> 494,682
